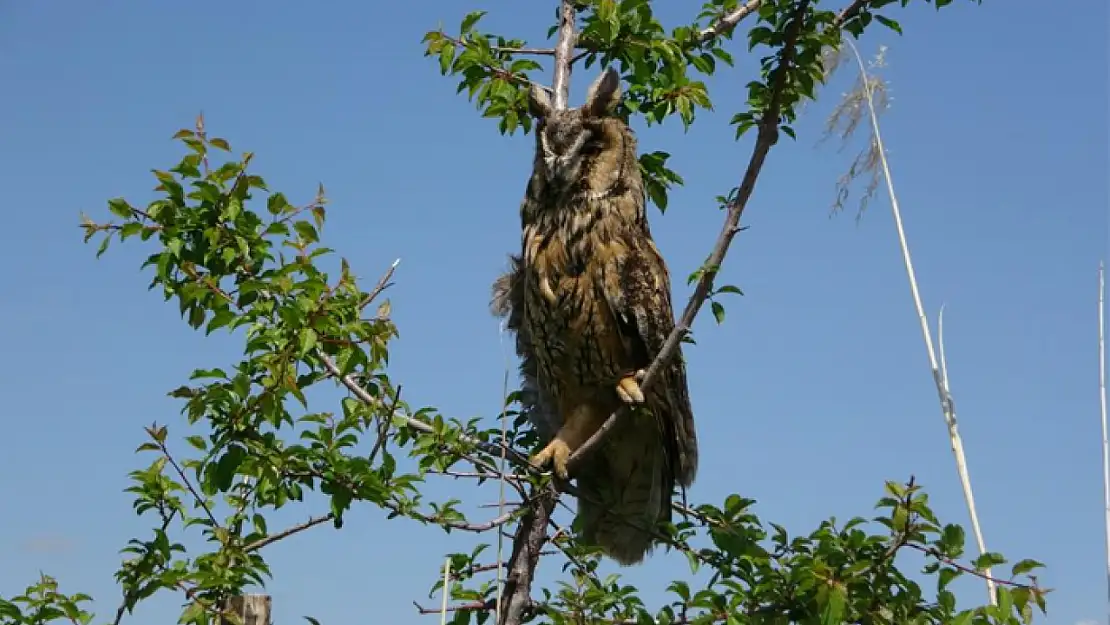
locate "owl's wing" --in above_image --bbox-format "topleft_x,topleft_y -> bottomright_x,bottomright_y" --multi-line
599,233 -> 699,486
490,255 -> 561,440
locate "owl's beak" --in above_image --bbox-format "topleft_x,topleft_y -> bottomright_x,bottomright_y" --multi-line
546,155 -> 575,186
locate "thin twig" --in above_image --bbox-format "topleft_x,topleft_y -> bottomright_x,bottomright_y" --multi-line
398,503 -> 519,533
358,258 -> 400,310
319,352 -> 534,469
696,0 -> 763,44
428,469 -> 526,481
907,544 -> 1035,589
243,514 -> 336,552
368,384 -> 401,465
415,600 -> 493,615
496,319 -> 515,617
152,433 -> 221,529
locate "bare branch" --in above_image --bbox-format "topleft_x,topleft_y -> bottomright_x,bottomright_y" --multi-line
358,257 -> 399,310
696,0 -> 763,44
318,351 -> 534,473
491,46 -> 557,56
498,488 -> 556,625
429,469 -> 528,482
243,513 -> 336,552
551,0 -> 578,110
414,600 -> 493,615
150,430 -> 221,529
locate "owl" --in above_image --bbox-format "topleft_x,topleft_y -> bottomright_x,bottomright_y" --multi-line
490,68 -> 699,565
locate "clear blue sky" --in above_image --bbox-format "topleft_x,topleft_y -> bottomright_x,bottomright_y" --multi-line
1,1 -> 1106,624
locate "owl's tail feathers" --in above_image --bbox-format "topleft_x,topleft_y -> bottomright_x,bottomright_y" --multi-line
575,430 -> 672,566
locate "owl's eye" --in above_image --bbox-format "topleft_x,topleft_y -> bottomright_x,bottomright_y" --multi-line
580,139 -> 605,156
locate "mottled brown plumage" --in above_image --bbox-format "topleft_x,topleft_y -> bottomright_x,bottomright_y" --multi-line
490,68 -> 698,565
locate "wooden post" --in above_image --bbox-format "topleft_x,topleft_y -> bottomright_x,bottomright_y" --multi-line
221,594 -> 271,625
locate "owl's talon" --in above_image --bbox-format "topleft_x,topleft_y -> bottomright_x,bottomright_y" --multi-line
616,374 -> 646,404
530,439 -> 572,479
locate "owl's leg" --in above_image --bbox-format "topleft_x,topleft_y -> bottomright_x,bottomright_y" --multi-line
615,372 -> 646,404
530,401 -> 606,479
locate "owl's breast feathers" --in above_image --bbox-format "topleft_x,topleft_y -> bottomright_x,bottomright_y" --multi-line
519,168 -> 698,487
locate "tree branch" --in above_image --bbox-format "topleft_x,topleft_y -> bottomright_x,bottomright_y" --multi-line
493,1 -> 764,57
567,0 -> 813,473
243,513 -> 336,552
414,600 -> 493,615
551,0 -> 578,110
498,487 -> 556,625
696,0 -> 763,44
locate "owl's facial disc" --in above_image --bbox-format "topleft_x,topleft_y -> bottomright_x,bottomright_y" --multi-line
540,118 -> 601,191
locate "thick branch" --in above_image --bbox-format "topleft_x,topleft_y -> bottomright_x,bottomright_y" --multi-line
551,0 -> 577,110
498,487 -> 556,625
567,0 -> 813,473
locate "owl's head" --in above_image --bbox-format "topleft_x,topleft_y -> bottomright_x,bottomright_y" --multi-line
527,68 -> 623,191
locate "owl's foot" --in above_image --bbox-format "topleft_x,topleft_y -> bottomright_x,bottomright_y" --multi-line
615,372 -> 646,404
530,438 -> 572,480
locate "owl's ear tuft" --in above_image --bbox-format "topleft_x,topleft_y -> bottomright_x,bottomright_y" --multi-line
583,68 -> 622,117
528,84 -> 553,119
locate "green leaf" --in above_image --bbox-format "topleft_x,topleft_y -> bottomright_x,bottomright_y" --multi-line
1010,558 -> 1045,577
205,310 -> 236,335
972,551 -> 1006,570
439,43 -> 456,75
294,221 -> 319,244
108,198 -> 134,219
821,583 -> 846,625
267,192 -> 291,215
299,328 -> 319,357
711,300 -> 725,324
874,14 -> 903,34
460,10 -> 486,33
212,445 -> 247,492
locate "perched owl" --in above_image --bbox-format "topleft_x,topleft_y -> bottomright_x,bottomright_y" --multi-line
490,68 -> 699,565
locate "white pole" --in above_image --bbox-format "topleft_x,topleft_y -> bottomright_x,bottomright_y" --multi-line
1098,261 -> 1110,624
